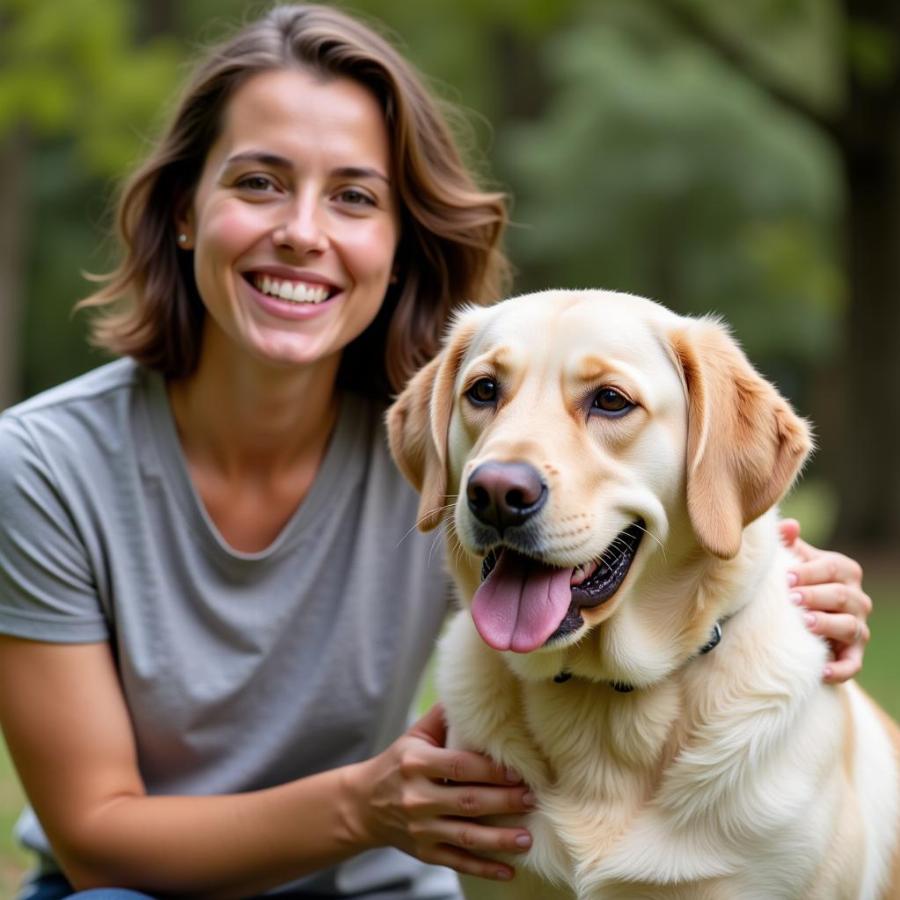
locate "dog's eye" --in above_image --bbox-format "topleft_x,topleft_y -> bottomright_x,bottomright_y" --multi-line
466,378 -> 498,406
591,388 -> 633,416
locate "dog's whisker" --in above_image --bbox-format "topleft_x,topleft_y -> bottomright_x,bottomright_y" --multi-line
427,529 -> 445,568
633,522 -> 666,560
395,495 -> 461,549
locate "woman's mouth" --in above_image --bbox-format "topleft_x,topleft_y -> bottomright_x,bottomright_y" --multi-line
247,273 -> 337,305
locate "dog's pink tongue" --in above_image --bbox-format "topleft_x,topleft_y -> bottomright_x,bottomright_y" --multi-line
471,550 -> 572,653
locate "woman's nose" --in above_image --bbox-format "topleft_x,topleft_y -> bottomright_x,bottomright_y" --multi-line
273,198 -> 328,254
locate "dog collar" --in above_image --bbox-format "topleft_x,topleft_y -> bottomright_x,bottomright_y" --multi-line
552,619 -> 725,690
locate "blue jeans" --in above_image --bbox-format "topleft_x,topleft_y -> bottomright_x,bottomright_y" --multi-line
19,872 -> 156,900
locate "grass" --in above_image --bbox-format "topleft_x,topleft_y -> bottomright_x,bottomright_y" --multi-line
0,739 -> 27,897
855,574 -> 900,719
2,577 -> 897,894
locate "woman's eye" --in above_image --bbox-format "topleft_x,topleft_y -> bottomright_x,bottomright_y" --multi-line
236,175 -> 277,192
591,388 -> 634,416
336,188 -> 375,206
466,378 -> 498,406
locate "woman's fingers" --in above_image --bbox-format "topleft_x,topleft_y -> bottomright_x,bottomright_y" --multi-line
778,518 -> 802,549
802,608 -> 870,682
778,531 -> 872,684
422,816 -> 531,857
414,743 -> 523,787
789,552 -> 865,591
417,781 -> 535,820
424,844 -> 516,882
407,703 -> 448,749
822,641 -> 866,683
791,582 -> 872,618
803,610 -> 868,645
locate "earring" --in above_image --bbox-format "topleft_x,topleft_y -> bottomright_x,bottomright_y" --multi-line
178,233 -> 188,245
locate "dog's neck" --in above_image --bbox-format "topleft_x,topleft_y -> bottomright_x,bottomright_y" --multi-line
553,616 -> 726,690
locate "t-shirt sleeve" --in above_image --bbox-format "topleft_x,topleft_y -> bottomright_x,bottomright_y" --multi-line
0,414 -> 109,642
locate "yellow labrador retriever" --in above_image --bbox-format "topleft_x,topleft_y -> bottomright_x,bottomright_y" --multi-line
388,289 -> 900,900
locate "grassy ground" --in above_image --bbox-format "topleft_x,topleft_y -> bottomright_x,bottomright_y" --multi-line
0,739 -> 28,897
854,573 -> 900,719
1,577 -> 897,896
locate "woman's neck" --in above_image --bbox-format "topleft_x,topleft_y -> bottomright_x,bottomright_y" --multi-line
167,335 -> 342,481
165,333 -> 346,553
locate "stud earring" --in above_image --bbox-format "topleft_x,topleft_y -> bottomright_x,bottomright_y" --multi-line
178,233 -> 188,245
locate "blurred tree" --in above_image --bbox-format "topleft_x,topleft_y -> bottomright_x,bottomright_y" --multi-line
501,19 -> 839,364
651,0 -> 900,550
0,0 -> 183,405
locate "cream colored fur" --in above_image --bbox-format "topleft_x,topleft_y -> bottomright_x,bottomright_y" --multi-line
388,289 -> 900,899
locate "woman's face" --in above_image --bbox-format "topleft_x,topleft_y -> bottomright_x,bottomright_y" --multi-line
180,67 -> 399,374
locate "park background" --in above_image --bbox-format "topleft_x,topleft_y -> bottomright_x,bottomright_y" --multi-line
1,0 -> 898,892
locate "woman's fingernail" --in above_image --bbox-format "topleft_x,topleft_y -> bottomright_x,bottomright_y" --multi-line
522,791 -> 536,807
515,833 -> 532,848
787,572 -> 799,587
823,665 -> 833,679
789,591 -> 803,605
505,767 -> 522,783
495,868 -> 512,880
804,612 -> 816,628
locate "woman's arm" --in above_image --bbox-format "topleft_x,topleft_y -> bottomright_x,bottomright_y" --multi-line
0,636 -> 532,898
779,519 -> 872,683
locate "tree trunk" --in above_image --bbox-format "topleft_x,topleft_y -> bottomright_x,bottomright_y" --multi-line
830,0 -> 900,550
835,141 -> 900,545
0,128 -> 29,411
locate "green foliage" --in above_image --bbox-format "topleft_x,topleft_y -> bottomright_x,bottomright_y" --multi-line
0,734 -> 27,896
0,0 -> 182,174
22,142 -> 115,396
500,18 -> 843,374
667,0 -> 843,112
846,18 -> 899,88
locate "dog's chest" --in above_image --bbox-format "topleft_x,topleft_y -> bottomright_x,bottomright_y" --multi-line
523,680 -> 684,856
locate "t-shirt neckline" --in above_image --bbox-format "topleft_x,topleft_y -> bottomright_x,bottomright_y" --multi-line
143,370 -> 369,563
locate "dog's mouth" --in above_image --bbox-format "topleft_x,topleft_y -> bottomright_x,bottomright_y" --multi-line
473,520 -> 645,653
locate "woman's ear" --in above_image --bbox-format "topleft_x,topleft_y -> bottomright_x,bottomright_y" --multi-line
174,197 -> 195,250
670,319 -> 813,559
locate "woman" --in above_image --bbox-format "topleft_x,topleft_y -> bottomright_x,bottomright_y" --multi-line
0,5 -> 871,899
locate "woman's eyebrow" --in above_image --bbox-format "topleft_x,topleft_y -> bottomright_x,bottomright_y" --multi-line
223,154 -> 390,185
224,151 -> 293,170
331,166 -> 391,185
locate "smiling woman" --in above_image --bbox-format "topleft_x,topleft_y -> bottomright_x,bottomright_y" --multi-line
176,68 -> 400,375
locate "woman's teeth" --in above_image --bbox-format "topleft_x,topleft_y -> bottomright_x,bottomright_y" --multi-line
254,274 -> 331,304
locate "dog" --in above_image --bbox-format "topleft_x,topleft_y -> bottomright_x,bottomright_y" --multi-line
387,289 -> 900,899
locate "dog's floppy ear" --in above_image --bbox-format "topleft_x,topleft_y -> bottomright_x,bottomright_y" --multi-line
671,319 -> 812,559
387,317 -> 478,531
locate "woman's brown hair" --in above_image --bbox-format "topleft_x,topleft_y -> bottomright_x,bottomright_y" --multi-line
79,4 -> 510,397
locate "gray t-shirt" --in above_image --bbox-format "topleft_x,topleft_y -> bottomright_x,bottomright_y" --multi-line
0,359 -> 459,899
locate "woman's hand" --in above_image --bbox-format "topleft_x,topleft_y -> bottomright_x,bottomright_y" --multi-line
779,519 -> 872,683
346,704 -> 533,882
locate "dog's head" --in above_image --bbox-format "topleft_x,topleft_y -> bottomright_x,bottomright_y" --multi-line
388,290 -> 811,678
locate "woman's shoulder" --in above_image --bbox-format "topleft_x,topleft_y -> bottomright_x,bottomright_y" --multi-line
1,358 -> 142,426
0,358 -> 152,477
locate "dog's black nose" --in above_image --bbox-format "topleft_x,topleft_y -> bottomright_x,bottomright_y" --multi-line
466,461 -> 546,531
